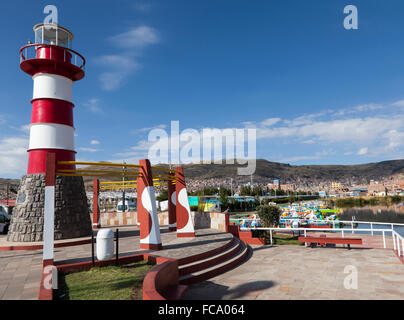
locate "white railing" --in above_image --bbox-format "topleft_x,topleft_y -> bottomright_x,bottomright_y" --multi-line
240,226 -> 395,249
231,217 -> 404,235
392,230 -> 404,258
19,43 -> 86,70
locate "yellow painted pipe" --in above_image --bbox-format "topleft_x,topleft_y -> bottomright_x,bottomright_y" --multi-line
57,173 -> 141,178
57,161 -> 141,168
100,180 -> 138,184
59,169 -> 139,175
151,166 -> 175,173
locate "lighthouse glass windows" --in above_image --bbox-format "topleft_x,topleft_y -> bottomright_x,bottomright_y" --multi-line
35,28 -> 43,44
34,24 -> 73,48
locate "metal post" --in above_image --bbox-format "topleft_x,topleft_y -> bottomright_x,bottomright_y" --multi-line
382,231 -> 386,249
115,228 -> 119,265
342,230 -> 344,238
270,229 -> 273,246
91,231 -> 95,267
393,233 -> 396,251
370,222 -> 373,236
351,221 -> 354,234
122,162 -> 126,213
397,237 -> 401,257
402,239 -> 404,257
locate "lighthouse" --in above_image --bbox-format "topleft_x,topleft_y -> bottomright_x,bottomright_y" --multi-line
7,23 -> 92,242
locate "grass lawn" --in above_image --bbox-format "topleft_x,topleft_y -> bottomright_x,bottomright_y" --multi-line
272,233 -> 304,246
55,260 -> 154,300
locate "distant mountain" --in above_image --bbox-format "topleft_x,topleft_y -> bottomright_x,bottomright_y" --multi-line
179,159 -> 404,183
80,159 -> 404,184
2,159 -> 404,194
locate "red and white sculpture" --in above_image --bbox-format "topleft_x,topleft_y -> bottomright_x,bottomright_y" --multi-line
137,159 -> 162,250
20,23 -> 85,175
175,167 -> 195,237
167,172 -> 177,231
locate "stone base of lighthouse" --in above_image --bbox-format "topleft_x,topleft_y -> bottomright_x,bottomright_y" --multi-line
7,174 -> 92,242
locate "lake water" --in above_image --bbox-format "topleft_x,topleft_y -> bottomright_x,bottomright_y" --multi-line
338,206 -> 404,237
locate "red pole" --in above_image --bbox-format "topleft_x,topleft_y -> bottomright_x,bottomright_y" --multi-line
92,179 -> 100,229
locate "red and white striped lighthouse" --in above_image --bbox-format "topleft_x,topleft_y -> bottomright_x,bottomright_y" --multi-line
7,22 -> 92,243
20,23 -> 85,174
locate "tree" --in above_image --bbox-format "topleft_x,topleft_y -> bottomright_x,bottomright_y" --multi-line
156,189 -> 168,202
257,204 -> 281,227
219,188 -> 229,210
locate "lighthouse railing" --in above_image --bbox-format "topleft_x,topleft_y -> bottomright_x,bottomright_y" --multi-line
19,43 -> 86,69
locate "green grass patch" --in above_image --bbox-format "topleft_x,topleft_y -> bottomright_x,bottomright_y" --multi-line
272,233 -> 304,246
55,260 -> 154,300
252,230 -> 304,246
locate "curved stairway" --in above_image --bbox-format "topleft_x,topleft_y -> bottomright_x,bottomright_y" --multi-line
178,235 -> 250,285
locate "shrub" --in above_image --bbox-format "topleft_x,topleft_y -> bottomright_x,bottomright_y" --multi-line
257,204 -> 281,227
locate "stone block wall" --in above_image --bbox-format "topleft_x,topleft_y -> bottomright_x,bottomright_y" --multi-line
7,174 -> 92,242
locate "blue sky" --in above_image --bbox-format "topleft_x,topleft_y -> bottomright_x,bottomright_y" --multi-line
1,0 -> 404,178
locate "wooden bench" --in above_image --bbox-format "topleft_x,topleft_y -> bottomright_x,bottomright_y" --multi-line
298,236 -> 362,249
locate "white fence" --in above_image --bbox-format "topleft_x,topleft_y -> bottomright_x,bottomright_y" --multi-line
239,225 -> 404,259
232,217 -> 404,235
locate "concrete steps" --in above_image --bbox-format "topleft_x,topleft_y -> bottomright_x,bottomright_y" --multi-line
179,237 -> 249,285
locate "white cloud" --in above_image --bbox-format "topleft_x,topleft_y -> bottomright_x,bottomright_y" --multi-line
96,55 -> 141,91
131,124 -> 167,134
83,98 -> 103,114
90,140 -> 100,145
78,147 -> 99,153
257,116 -> 404,145
96,26 -> 160,91
260,118 -> 281,127
357,147 -> 368,155
0,137 -> 29,177
109,26 -> 159,49
133,2 -> 153,13
392,100 -> 404,107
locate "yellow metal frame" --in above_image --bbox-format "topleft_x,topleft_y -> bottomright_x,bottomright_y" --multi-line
55,160 -> 178,189
57,161 -> 141,168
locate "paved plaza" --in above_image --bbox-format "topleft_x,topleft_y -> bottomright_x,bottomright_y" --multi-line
0,227 -> 231,300
183,245 -> 404,300
1,227 -> 403,300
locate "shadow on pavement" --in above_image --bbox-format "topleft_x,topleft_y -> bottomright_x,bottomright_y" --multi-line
183,280 -> 276,300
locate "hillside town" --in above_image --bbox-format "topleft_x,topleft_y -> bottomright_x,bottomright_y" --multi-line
185,174 -> 404,198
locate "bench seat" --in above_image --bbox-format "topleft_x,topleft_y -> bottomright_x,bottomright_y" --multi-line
298,236 -> 362,249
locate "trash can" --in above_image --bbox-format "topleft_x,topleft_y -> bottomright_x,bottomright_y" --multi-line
96,228 -> 114,261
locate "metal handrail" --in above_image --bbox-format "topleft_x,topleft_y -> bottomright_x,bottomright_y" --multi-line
19,43 -> 86,69
231,217 -> 404,227
240,226 -> 396,250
